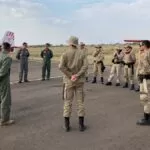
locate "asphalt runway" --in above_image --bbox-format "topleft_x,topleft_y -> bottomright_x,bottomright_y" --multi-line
1,61 -> 149,150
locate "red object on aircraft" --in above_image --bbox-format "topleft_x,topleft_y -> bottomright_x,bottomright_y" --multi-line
124,40 -> 150,42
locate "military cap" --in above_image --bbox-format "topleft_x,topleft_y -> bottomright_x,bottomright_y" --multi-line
67,36 -> 79,47
80,42 -> 85,46
124,45 -> 132,49
95,44 -> 102,48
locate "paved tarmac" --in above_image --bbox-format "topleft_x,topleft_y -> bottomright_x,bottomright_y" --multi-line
1,61 -> 149,150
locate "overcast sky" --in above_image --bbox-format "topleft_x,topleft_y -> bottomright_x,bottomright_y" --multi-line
0,0 -> 149,45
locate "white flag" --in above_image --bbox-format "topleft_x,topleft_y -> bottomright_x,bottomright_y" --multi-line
1,31 -> 15,47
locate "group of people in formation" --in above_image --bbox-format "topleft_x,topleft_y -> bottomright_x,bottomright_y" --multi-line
0,36 -> 150,132
59,37 -> 150,132
88,43 -> 139,92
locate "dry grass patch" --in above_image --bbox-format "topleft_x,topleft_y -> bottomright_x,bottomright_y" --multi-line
12,44 -> 140,65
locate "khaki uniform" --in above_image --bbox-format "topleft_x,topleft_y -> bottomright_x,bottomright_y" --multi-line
137,50 -> 150,114
123,51 -> 136,84
59,47 -> 88,117
107,51 -> 123,83
93,49 -> 104,77
81,48 -> 88,79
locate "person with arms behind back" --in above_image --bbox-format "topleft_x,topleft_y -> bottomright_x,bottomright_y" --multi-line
59,36 -> 88,132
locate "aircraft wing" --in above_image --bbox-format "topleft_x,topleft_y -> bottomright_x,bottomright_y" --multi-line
124,40 -> 150,42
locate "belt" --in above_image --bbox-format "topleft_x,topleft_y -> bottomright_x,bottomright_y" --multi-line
113,62 -> 121,64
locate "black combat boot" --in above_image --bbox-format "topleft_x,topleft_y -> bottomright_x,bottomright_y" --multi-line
92,77 -> 97,83
123,82 -> 128,88
130,84 -> 134,90
136,113 -> 150,125
79,117 -> 86,132
101,77 -> 104,84
115,83 -> 120,86
64,117 -> 70,132
24,79 -> 29,82
105,82 -> 112,86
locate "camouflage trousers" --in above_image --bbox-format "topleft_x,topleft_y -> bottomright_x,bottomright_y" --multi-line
93,63 -> 103,77
140,79 -> 150,114
108,64 -> 122,83
124,65 -> 134,84
63,83 -> 85,117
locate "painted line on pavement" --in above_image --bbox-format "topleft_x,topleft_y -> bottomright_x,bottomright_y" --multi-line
10,71 -> 96,85
10,76 -> 62,85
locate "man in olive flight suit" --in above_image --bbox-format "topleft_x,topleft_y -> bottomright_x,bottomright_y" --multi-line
136,40 -> 150,125
122,45 -> 136,90
105,47 -> 124,86
0,42 -> 14,126
59,36 -> 88,132
41,43 -> 53,81
92,45 -> 105,84
80,42 -> 89,82
16,42 -> 30,83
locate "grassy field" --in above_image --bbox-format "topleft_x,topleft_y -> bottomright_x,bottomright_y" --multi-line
12,44 -> 140,66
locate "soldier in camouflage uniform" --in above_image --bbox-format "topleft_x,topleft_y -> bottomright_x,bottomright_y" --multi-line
0,42 -> 14,126
105,47 -> 124,86
16,42 -> 30,83
135,43 -> 144,92
80,42 -> 88,82
41,43 -> 53,81
136,40 -> 150,125
122,45 -> 136,90
59,36 -> 88,132
92,45 -> 105,84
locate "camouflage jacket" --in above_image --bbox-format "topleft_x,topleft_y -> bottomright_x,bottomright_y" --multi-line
92,49 -> 104,63
59,47 -> 88,84
137,50 -> 150,75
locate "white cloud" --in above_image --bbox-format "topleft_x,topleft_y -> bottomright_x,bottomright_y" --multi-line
0,0 -> 150,45
71,0 -> 150,44
0,0 -> 69,45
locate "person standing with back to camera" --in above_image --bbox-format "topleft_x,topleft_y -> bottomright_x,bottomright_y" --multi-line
59,36 -> 88,132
